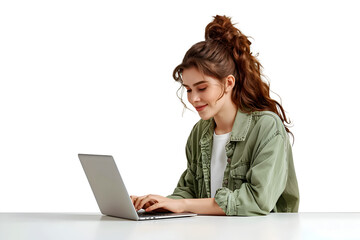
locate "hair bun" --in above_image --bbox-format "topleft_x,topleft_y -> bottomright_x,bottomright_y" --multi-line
205,15 -> 251,54
205,15 -> 239,44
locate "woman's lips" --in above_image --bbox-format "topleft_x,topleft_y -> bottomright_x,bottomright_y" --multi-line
195,104 -> 207,112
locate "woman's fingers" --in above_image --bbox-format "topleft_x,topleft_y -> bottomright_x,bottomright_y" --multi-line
136,195 -> 159,211
134,194 -> 164,211
131,195 -> 147,210
143,200 -> 156,209
130,195 -> 137,205
133,195 -> 152,211
145,202 -> 163,212
131,195 -> 185,213
133,195 -> 144,210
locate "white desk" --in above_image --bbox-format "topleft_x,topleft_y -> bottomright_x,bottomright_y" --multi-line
0,212 -> 359,240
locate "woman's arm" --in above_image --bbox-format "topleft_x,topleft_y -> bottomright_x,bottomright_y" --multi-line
131,195 -> 225,215
182,198 -> 226,215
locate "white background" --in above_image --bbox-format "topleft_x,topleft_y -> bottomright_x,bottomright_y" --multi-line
1,0 -> 359,212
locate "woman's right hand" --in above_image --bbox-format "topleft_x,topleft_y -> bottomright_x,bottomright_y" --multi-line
130,195 -> 157,211
130,194 -> 183,213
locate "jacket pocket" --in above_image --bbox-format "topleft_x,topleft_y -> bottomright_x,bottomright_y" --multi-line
230,162 -> 249,180
230,163 -> 249,189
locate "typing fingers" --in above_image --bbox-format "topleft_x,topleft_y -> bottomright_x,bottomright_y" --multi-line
131,195 -> 150,211
133,195 -> 150,211
130,195 -> 138,205
134,195 -> 160,211
145,202 -> 166,212
133,195 -> 145,210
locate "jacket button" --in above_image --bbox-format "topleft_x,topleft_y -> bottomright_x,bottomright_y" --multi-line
223,179 -> 228,185
227,158 -> 231,163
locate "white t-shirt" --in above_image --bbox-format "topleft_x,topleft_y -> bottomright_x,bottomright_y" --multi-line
210,131 -> 231,198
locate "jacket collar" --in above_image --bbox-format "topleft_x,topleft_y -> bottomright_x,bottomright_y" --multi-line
230,109 -> 252,142
200,109 -> 253,145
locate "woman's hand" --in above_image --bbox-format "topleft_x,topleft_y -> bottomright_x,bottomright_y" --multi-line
130,194 -> 186,213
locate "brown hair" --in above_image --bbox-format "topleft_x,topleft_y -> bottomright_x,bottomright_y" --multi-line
173,15 -> 294,141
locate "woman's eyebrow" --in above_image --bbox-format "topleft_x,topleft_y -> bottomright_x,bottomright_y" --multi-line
182,80 -> 208,88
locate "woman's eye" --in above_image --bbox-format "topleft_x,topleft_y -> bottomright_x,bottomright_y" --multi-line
186,87 -> 206,93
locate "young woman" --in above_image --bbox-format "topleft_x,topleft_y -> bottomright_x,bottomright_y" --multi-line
131,15 -> 299,216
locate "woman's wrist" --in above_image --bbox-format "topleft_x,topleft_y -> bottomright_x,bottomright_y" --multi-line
179,199 -> 189,213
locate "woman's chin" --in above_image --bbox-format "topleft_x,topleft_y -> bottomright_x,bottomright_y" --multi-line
198,113 -> 212,121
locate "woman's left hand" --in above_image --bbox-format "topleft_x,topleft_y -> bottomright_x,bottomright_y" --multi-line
132,194 -> 186,213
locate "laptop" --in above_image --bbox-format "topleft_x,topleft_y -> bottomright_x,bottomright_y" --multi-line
78,154 -> 197,220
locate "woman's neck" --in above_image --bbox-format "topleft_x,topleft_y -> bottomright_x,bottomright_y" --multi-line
214,101 -> 237,135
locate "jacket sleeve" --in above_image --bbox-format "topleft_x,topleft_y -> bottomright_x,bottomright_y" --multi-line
214,132 -> 289,215
167,136 -> 196,199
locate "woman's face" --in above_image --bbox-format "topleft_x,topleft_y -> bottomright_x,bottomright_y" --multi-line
182,67 -> 228,120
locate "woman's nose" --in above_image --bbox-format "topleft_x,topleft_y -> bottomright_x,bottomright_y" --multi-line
189,92 -> 200,103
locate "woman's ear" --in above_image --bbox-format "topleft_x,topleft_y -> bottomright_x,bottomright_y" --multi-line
225,75 -> 236,92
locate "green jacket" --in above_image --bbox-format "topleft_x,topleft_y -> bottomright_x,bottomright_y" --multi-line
167,109 -> 300,216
